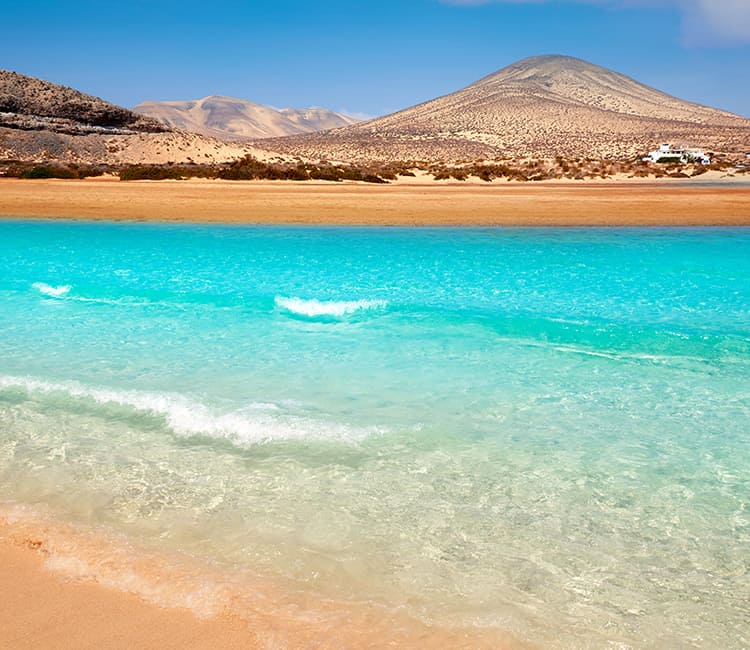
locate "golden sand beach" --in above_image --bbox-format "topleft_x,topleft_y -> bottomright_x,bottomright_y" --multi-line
0,510 -> 524,650
0,533 -> 257,650
0,177 -> 749,225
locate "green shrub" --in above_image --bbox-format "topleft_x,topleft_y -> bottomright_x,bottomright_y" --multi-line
338,167 -> 364,181
362,173 -> 387,184
20,165 -> 76,179
474,168 -> 493,182
118,164 -> 220,181
113,158 -> 388,184
308,166 -> 343,182
76,166 -> 106,178
119,166 -> 184,180
20,166 -> 55,179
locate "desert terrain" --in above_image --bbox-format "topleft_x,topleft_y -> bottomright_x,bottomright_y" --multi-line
3,56 -> 749,169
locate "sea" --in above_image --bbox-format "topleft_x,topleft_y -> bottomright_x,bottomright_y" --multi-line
1,221 -> 748,649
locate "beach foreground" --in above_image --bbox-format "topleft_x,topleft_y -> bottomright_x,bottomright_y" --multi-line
0,177 -> 749,225
0,511 -> 519,650
2,223 -> 748,650
0,522 -> 257,650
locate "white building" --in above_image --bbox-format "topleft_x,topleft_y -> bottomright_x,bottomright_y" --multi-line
643,143 -> 710,165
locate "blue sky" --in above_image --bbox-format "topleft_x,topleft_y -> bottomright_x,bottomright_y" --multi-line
2,0 -> 749,117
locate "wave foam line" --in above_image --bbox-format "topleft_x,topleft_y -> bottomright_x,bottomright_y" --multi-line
275,296 -> 387,318
0,376 -> 377,445
32,282 -> 71,297
32,282 -> 195,309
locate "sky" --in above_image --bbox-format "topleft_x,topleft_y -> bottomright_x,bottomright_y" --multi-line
1,0 -> 749,117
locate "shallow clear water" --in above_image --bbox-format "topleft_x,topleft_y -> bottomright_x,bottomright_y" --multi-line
1,222 -> 748,648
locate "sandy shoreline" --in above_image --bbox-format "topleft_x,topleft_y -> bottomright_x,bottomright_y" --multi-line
0,177 -> 749,225
0,509 -> 525,649
0,534 -> 259,650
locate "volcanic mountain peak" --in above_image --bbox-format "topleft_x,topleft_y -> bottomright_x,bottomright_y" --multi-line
262,54 -> 750,162
474,54 -> 616,82
463,54 -> 737,122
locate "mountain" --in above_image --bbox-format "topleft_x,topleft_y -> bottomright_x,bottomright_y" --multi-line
4,59 -> 749,167
0,70 -> 267,165
132,96 -> 359,140
259,55 -> 750,162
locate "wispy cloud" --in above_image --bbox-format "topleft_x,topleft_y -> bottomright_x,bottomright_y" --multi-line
682,0 -> 750,45
441,0 -> 750,45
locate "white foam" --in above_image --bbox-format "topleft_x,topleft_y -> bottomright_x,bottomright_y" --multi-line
44,552 -> 228,618
33,282 -> 188,309
32,282 -> 71,297
275,296 -> 387,318
0,376 -> 378,445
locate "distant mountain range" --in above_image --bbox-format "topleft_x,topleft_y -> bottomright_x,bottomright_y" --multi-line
2,56 -> 749,166
260,55 -> 750,162
132,96 -> 358,140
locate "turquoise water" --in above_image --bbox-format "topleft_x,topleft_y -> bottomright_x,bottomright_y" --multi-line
1,221 -> 748,648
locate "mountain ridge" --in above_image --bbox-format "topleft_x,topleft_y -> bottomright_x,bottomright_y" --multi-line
132,95 -> 359,140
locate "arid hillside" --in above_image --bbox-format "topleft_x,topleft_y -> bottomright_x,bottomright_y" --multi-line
0,69 -> 166,135
259,55 -> 750,162
133,96 -> 358,140
0,71 -> 274,164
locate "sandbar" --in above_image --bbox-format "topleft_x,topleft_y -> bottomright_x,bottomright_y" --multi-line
0,177 -> 748,225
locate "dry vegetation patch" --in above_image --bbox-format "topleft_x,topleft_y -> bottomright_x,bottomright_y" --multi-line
1,153 -> 745,184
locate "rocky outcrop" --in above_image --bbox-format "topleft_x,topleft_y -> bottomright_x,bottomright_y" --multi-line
0,69 -> 167,135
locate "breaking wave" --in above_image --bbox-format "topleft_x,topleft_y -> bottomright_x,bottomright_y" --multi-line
0,376 -> 378,445
275,296 -> 387,318
32,282 -> 71,297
